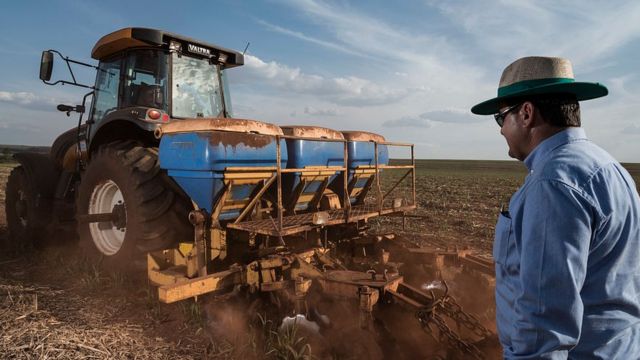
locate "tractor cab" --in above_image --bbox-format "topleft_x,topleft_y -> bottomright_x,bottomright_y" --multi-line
39,28 -> 244,150
88,28 -> 243,128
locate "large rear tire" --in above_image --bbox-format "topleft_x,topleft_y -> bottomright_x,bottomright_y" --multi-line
5,166 -> 43,250
76,141 -> 193,269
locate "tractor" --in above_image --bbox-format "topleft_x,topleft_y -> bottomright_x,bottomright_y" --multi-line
5,28 -> 496,358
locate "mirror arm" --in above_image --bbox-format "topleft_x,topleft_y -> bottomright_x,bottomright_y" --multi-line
45,79 -> 95,89
47,49 -> 98,70
43,49 -> 99,89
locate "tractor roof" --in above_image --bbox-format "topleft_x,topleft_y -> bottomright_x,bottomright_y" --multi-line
91,27 -> 244,67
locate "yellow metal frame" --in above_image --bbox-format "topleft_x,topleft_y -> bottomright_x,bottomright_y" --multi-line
148,133 -> 418,302
286,165 -> 343,214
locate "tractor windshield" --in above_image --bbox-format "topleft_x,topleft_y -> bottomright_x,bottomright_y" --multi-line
171,54 -> 226,118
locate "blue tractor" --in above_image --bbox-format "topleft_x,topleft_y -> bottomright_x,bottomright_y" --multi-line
5,28 -> 495,358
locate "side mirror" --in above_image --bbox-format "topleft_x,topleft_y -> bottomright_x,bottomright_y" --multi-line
40,51 -> 54,81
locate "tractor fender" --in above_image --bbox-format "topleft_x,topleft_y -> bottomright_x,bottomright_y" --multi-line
12,152 -> 60,226
88,115 -> 158,154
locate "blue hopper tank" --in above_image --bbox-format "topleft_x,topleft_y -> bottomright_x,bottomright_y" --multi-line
342,131 -> 388,169
280,126 -> 345,212
330,131 -> 388,205
158,118 -> 287,220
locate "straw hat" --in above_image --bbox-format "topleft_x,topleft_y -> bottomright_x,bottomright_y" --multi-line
471,56 -> 608,115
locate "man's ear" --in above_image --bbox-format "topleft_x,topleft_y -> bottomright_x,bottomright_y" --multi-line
520,101 -> 535,128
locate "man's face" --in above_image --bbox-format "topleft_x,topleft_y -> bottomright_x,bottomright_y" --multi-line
498,103 -> 527,161
143,90 -> 155,104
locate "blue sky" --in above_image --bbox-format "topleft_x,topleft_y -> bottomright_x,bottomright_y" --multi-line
1,0 -> 639,161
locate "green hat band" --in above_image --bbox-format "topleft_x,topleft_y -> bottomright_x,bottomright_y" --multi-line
497,77 -> 575,97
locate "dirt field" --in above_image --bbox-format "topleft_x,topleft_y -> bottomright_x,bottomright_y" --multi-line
373,160 -> 528,255
2,160 -> 638,359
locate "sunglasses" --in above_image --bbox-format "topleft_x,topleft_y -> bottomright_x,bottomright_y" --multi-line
494,103 -> 522,127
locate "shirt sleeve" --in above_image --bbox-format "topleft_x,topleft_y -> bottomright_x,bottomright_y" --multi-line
506,179 -> 595,359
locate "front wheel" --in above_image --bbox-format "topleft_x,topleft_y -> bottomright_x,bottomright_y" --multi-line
76,141 -> 193,269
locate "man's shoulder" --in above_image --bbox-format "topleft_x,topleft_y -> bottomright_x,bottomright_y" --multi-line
536,140 -> 620,189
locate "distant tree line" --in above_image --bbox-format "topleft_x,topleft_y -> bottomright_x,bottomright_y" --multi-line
0,145 -> 50,163
1,147 -> 11,162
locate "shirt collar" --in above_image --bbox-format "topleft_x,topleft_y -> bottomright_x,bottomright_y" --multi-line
523,127 -> 588,172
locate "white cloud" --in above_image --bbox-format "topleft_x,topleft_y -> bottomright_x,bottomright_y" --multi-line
0,91 -> 39,105
282,0 -> 443,63
383,116 -> 432,128
330,76 -> 423,106
0,120 -> 41,133
621,125 -> 640,135
267,0 -> 640,161
0,91 -> 63,111
276,0 -> 488,103
231,103 -> 256,117
606,75 -> 637,99
279,0 -> 484,71
231,55 -> 423,106
232,55 -> 324,92
428,1 -> 640,69
384,108 -> 479,128
304,106 -> 338,116
257,19 -> 369,59
420,108 -> 481,124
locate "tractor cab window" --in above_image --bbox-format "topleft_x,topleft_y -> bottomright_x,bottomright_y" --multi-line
123,50 -> 169,111
91,58 -> 122,124
172,54 -> 224,118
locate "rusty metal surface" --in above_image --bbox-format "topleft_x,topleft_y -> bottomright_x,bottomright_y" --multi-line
159,118 -> 283,136
341,131 -> 385,142
201,131 -> 276,149
236,204 -> 414,236
158,268 -> 243,303
317,270 -> 402,299
280,125 -> 344,140
227,204 -> 415,236
459,254 -> 495,276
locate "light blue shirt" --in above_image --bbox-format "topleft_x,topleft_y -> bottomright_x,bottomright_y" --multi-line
494,127 -> 640,359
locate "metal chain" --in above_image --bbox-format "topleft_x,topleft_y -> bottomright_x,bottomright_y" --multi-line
416,309 -> 485,360
440,296 -> 494,339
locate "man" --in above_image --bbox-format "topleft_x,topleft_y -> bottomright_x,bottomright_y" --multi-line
471,56 -> 640,358
136,83 -> 163,108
